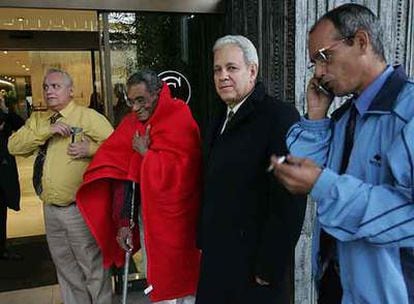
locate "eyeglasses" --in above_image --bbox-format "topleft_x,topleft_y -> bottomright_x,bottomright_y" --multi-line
126,94 -> 158,107
307,36 -> 354,71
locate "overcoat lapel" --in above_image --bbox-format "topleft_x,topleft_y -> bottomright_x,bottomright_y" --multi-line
205,82 -> 266,155
224,99 -> 255,133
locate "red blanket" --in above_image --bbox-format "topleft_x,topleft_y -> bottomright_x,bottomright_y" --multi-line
76,84 -> 202,301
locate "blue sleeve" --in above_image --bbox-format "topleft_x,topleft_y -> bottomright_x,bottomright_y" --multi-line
310,120 -> 414,247
286,116 -> 332,167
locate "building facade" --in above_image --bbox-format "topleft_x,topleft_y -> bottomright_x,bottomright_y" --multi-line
1,0 -> 413,302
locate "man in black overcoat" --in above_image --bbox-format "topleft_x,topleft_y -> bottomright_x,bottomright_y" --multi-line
196,35 -> 306,304
0,94 -> 24,259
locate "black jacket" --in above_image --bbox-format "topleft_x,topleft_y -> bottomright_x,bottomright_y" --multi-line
0,110 -> 24,210
198,82 -> 306,295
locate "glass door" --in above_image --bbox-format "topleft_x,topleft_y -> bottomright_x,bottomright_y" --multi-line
0,8 -> 101,240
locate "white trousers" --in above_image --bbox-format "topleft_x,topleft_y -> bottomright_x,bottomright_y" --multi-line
44,203 -> 112,304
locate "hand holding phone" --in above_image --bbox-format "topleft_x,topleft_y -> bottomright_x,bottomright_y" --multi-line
306,78 -> 334,120
314,83 -> 331,96
70,127 -> 83,143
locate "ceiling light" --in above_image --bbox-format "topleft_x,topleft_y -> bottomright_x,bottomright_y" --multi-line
0,80 -> 13,86
17,17 -> 24,22
21,64 -> 26,68
3,51 -> 7,54
25,68 -> 30,71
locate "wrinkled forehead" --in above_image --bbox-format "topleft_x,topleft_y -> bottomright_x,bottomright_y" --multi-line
214,44 -> 245,64
127,82 -> 149,97
43,72 -> 68,86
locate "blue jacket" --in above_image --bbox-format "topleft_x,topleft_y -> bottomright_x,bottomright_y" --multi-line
287,65 -> 414,303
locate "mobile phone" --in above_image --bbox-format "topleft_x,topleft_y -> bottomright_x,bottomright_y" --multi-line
70,127 -> 83,143
314,83 -> 332,96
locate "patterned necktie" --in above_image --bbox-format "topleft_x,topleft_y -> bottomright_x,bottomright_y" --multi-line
220,110 -> 235,134
227,110 -> 235,122
32,112 -> 62,196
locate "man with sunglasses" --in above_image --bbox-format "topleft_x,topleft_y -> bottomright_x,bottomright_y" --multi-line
271,3 -> 414,304
77,69 -> 202,303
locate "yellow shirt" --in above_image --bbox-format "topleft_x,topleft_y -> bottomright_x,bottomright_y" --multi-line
8,101 -> 113,205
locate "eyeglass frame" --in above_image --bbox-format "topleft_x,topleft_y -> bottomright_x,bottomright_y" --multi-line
307,36 -> 354,71
125,91 -> 159,108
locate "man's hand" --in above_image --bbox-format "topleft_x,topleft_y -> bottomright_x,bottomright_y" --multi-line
51,121 -> 72,137
67,137 -> 90,159
116,226 -> 133,251
132,125 -> 151,156
271,155 -> 322,194
306,77 -> 334,120
255,276 -> 270,286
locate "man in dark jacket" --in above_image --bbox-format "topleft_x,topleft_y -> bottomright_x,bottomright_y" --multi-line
0,94 -> 24,259
196,35 -> 306,304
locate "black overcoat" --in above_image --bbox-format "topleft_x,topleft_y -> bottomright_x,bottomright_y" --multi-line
197,83 -> 306,303
0,110 -> 24,210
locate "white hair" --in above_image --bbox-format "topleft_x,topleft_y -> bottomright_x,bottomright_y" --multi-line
44,68 -> 73,87
213,35 -> 259,67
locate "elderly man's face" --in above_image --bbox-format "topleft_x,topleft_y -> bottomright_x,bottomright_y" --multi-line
127,83 -> 158,122
43,72 -> 73,112
213,44 -> 257,107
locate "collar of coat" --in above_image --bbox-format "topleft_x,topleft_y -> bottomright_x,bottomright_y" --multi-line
220,82 -> 266,131
332,65 -> 408,121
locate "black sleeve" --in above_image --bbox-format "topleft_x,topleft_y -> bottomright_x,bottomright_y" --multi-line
255,101 -> 307,285
6,112 -> 24,132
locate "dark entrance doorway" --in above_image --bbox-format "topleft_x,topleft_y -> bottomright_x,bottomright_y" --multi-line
101,11 -> 224,135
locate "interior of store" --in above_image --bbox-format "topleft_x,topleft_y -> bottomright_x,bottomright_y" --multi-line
0,8 -> 100,239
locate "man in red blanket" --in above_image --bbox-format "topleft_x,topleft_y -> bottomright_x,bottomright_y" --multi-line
76,69 -> 202,303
